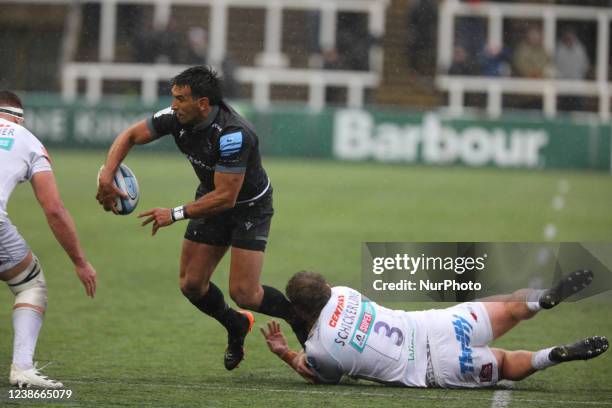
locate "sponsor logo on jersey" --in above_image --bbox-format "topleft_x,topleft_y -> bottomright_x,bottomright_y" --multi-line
186,155 -> 215,171
328,295 -> 345,328
0,137 -> 15,151
358,312 -> 372,333
350,301 -> 376,352
407,329 -> 416,361
452,314 -> 474,374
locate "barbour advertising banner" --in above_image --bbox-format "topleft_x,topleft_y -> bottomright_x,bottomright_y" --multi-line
21,95 -> 612,171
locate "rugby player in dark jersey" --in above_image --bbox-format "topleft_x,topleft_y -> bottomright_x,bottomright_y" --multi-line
96,66 -> 307,370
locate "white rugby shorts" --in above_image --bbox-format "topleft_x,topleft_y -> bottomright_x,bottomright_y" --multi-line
425,302 -> 499,388
0,217 -> 30,274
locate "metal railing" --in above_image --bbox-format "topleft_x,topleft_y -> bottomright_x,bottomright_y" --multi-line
62,62 -> 380,110
437,0 -> 611,121
2,0 -> 388,109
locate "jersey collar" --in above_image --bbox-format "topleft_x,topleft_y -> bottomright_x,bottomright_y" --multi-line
193,105 -> 220,132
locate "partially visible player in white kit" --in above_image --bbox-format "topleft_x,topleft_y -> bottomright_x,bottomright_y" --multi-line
0,91 -> 97,388
262,271 -> 608,387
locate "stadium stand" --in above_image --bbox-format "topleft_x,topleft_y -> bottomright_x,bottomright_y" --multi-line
1,0 -> 610,119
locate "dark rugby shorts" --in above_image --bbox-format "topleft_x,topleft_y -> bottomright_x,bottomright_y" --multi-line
184,192 -> 273,252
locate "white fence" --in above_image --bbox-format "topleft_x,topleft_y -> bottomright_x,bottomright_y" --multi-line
1,0 -> 388,109
62,62 -> 380,110
437,0 -> 611,121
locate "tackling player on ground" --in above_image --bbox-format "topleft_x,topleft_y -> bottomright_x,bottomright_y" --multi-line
96,66 -> 307,370
0,91 -> 97,388
262,270 -> 608,387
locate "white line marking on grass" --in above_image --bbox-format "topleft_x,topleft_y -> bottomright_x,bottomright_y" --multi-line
552,196 -> 565,211
66,379 -> 612,406
544,223 -> 557,241
491,381 -> 513,408
558,179 -> 570,195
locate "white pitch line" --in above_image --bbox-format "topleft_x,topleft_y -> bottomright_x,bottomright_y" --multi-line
65,379 -> 612,406
491,381 -> 513,408
558,179 -> 570,195
544,223 -> 557,241
552,195 -> 565,211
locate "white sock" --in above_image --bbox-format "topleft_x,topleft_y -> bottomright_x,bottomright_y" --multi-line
12,308 -> 43,370
531,347 -> 557,370
526,289 -> 546,312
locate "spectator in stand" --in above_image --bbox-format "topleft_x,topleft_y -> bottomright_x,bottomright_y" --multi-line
406,0 -> 438,75
448,46 -> 476,76
479,42 -> 511,77
555,29 -> 590,79
305,11 -> 377,72
336,12 -> 374,71
181,27 -> 240,99
513,27 -> 552,78
555,29 -> 590,111
132,18 -> 182,64
455,0 -> 487,63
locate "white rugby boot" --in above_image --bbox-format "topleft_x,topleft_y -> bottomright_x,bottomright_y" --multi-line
9,363 -> 64,388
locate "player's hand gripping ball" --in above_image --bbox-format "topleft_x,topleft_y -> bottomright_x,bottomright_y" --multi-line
97,164 -> 140,215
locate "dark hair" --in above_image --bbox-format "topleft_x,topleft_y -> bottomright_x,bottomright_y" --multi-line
171,65 -> 223,105
0,90 -> 23,109
286,271 -> 332,320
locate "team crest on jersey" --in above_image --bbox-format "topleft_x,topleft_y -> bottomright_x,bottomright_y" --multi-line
0,137 -> 14,151
479,363 -> 493,382
220,131 -> 243,157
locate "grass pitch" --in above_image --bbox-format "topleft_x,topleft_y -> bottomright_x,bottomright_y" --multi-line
1,150 -> 611,407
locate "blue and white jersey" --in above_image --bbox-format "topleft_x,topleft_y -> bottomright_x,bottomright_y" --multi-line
305,286 -> 429,387
0,118 -> 51,219
147,101 -> 270,204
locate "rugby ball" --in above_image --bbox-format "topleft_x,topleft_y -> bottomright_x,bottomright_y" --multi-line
98,163 -> 140,215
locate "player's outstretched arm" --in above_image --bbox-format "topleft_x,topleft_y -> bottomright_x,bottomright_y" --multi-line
31,171 -> 97,298
138,171 -> 244,236
260,320 -> 318,384
97,120 -> 152,213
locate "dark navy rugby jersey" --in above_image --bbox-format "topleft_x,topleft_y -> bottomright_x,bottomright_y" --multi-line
146,101 -> 271,204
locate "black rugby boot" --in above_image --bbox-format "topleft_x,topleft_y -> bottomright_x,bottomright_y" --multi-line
224,311 -> 254,371
540,269 -> 594,309
549,336 -> 609,362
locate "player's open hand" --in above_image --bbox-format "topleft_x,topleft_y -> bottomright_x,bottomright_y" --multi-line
260,320 -> 289,357
75,261 -> 97,298
138,208 -> 173,235
96,171 -> 128,214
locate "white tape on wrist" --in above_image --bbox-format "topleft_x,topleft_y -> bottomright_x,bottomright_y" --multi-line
171,206 -> 186,222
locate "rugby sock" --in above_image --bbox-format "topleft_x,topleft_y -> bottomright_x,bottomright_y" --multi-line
526,289 -> 546,312
12,308 -> 43,370
531,347 -> 557,370
190,282 -> 244,335
258,285 -> 309,345
258,285 -> 295,320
